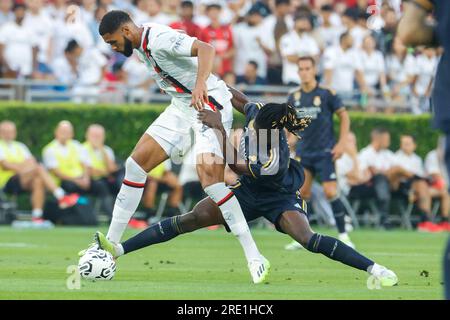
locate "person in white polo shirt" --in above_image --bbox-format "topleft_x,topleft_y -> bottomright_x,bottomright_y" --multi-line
359,34 -> 387,99
0,3 -> 38,78
385,36 -> 416,105
411,46 -> 438,114
390,134 -> 442,232
279,13 -> 320,85
358,128 -> 395,228
323,32 -> 367,100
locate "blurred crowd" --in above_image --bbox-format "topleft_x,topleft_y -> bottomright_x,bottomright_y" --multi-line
0,0 -> 441,113
0,118 -> 449,232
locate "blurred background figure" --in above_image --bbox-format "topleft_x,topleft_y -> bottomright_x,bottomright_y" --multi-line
0,121 -> 77,226
199,1 -> 234,78
0,3 -> 38,79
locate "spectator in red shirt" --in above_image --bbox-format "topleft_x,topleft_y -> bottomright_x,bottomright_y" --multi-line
169,1 -> 202,38
199,2 -> 235,77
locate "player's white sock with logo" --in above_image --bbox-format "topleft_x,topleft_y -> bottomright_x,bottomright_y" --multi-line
106,157 -> 147,243
205,182 -> 261,262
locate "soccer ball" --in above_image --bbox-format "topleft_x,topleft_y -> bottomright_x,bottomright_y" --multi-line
78,248 -> 116,281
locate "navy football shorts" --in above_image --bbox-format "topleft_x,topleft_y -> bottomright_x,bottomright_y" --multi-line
224,181 -> 307,234
298,151 -> 336,182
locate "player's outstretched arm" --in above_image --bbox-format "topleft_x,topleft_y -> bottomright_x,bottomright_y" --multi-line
227,85 -> 250,114
197,110 -> 251,176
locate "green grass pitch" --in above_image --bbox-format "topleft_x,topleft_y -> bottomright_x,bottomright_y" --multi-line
0,226 -> 447,300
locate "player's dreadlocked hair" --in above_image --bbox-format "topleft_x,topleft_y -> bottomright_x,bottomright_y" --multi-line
254,103 -> 311,137
99,10 -> 132,36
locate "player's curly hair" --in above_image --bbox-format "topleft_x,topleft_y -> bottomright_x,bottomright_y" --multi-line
254,103 -> 311,137
99,10 -> 132,36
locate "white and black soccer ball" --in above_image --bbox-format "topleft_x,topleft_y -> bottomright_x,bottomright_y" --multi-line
78,248 -> 116,281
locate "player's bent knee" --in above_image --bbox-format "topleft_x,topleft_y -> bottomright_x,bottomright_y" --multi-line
124,157 -> 148,182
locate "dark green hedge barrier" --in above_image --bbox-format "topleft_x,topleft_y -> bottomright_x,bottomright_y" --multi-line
0,102 -> 441,160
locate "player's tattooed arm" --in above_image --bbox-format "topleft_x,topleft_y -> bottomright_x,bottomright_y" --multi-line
227,85 -> 249,114
198,110 -> 251,176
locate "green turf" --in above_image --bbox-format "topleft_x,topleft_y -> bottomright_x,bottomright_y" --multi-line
0,226 -> 447,300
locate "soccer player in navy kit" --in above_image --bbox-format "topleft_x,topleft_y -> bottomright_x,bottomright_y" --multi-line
286,56 -> 354,250
94,92 -> 398,286
398,0 -> 450,300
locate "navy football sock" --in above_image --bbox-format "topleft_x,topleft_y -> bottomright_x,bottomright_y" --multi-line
330,198 -> 346,234
306,233 -> 374,272
122,216 -> 184,254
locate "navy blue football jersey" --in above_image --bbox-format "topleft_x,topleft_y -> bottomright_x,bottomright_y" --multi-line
287,85 -> 344,155
430,0 -> 450,131
237,102 -> 304,195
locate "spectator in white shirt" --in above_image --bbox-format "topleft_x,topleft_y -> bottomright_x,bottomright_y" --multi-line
52,39 -> 107,103
0,0 -> 13,26
52,39 -> 82,85
336,132 -> 372,197
0,3 -> 38,78
411,47 -> 438,114
80,0 -> 97,25
323,32 -> 367,99
316,4 -> 344,49
43,0 -> 67,23
358,128 -> 395,227
385,36 -> 415,104
24,0 -> 55,77
425,138 -> 450,230
260,0 -> 293,84
341,7 -> 369,49
390,134 -> 440,232
279,13 -> 320,85
232,6 -> 268,79
359,34 -> 387,98
98,0 -> 118,12
132,0 -> 151,25
52,7 -> 95,61
147,0 -> 172,25
122,52 -> 155,102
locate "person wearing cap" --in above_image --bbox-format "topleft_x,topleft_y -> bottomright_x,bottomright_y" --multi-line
198,1 -> 234,77
232,4 -> 270,80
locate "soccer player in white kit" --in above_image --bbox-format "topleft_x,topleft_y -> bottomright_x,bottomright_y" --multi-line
79,10 -> 269,283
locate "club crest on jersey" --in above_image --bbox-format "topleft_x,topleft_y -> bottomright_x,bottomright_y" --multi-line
313,96 -> 321,107
294,91 -> 301,101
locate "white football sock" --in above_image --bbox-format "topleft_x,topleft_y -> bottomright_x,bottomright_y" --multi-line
115,243 -> 125,257
106,157 -> 147,243
204,182 -> 261,263
32,209 -> 43,218
53,188 -> 65,200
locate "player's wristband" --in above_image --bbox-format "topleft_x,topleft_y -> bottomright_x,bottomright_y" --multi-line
404,0 -> 434,13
